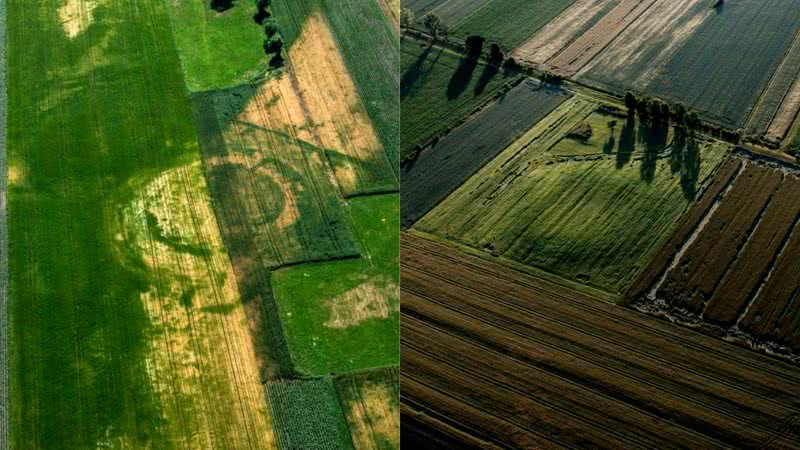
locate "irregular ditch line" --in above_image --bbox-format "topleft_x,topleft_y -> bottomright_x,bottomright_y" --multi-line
647,161 -> 748,300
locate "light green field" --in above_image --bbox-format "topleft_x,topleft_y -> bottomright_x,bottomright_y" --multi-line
416,98 -> 731,292
273,194 -> 400,375
8,0 -> 275,447
165,0 -> 268,92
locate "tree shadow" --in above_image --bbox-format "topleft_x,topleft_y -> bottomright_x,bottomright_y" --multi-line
447,54 -> 479,100
671,127 -> 701,199
210,0 -> 236,12
603,120 -> 618,154
473,61 -> 500,96
639,119 -> 669,184
401,45 -> 436,98
616,115 -> 636,169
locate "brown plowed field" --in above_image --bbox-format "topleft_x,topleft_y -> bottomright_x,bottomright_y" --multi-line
657,164 -> 783,313
630,155 -> 800,357
401,233 -> 800,449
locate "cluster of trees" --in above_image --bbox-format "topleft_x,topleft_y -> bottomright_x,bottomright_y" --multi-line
256,0 -> 284,67
624,91 -> 742,142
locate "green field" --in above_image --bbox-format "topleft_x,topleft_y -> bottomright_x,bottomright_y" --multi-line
274,0 -> 400,176
401,37 -> 518,159
273,194 -> 400,375
416,97 -> 731,292
6,0 -> 279,447
453,0 -> 577,50
165,0 -> 268,92
268,378 -> 355,450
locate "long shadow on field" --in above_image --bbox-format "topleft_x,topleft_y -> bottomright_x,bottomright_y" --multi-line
616,115 -> 636,169
447,54 -> 479,100
401,45 -> 437,98
639,119 -> 669,184
672,127 -> 702,199
473,59 -> 501,96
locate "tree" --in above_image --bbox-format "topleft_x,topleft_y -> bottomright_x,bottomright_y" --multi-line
400,8 -> 414,29
263,17 -> 279,37
488,43 -> 504,63
685,111 -> 701,130
624,91 -> 638,114
423,12 -> 442,40
465,35 -> 485,56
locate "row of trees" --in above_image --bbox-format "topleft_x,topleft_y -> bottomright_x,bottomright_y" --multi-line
255,0 -> 284,67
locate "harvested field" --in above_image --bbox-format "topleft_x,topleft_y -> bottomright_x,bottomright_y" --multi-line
629,154 -> 800,359
274,0 -> 400,177
267,378 -> 355,450
402,233 -> 800,449
645,0 -> 800,128
576,0 -> 711,90
401,79 -> 571,228
512,0 -> 622,67
747,29 -> 800,144
547,0 -> 657,77
400,37 -> 519,159
451,0 -> 578,50
335,368 -> 400,450
272,194 -> 400,375
416,96 -> 730,291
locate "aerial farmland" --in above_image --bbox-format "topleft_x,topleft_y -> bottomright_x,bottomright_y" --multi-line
3,0 -> 399,448
401,0 -> 800,446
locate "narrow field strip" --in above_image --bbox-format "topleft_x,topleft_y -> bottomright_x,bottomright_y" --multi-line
401,233 -> 800,448
0,0 -> 6,443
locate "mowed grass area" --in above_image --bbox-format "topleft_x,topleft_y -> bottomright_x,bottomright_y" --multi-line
274,0 -> 400,175
273,194 -> 400,375
453,0 -> 578,50
9,0 -> 274,447
401,37 -> 519,159
416,98 -> 731,292
165,0 -> 268,92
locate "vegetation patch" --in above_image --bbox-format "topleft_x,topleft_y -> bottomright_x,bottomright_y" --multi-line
400,37 -> 519,160
273,194 -> 400,375
416,97 -> 730,292
267,378 -> 355,450
335,368 -> 400,450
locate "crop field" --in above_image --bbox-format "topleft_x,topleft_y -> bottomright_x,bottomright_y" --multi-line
272,194 -> 400,375
400,37 -> 519,159
401,79 -> 571,228
6,0 -> 278,447
274,0 -> 400,176
416,95 -> 730,292
402,233 -> 800,448
267,378 -> 355,449
165,0 -> 268,92
628,155 -> 800,358
335,368 -> 400,450
512,0 -> 622,67
380,0 -> 401,31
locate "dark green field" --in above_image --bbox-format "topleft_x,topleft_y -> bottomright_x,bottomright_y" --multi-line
401,37 -> 519,159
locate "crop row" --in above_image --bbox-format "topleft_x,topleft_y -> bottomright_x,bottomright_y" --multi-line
401,233 -> 800,448
630,156 -> 800,355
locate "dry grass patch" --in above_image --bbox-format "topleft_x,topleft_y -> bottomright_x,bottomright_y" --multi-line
58,0 -> 99,39
325,275 -> 399,329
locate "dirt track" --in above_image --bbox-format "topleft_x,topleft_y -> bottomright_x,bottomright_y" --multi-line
401,233 -> 800,449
